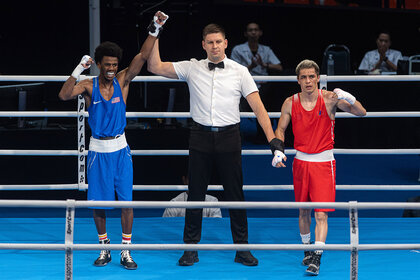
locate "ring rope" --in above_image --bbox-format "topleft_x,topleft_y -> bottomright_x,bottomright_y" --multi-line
0,147 -> 418,191
0,184 -> 79,190
1,199 -> 420,210
1,75 -> 419,82
131,184 -> 420,191
1,148 -> 419,156
0,201 -> 419,252
1,243 -> 419,251
1,184 -> 420,191
0,111 -> 420,118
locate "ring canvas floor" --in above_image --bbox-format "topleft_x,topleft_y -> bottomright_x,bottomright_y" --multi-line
0,217 -> 418,280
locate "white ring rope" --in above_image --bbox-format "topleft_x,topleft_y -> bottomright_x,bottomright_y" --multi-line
131,184 -> 420,191
0,75 -> 419,82
1,149 -> 420,156
1,199 -> 420,210
322,75 -> 420,82
0,148 -> 418,191
0,199 -> 419,253
0,111 -> 419,118
129,149 -> 420,155
1,148 -> 419,156
133,184 -> 420,191
0,82 -> 45,89
0,184 -> 419,191
0,184 -> 79,190
0,150 -> 79,156
0,243 -> 419,251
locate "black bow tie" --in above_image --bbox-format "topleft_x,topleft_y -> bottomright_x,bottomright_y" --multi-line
208,61 -> 224,70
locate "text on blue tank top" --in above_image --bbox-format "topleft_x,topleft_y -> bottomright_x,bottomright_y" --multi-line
88,77 -> 126,138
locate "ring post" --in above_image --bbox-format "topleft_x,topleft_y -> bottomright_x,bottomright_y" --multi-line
65,199 -> 76,280
349,201 -> 359,280
77,95 -> 86,191
320,74 -> 327,90
17,88 -> 27,128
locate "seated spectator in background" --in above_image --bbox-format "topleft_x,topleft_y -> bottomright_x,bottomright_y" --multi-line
358,30 -> 402,74
231,22 -> 283,76
162,175 -> 222,218
231,22 -> 283,143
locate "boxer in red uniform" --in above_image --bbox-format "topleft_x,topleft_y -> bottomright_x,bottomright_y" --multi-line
272,59 -> 366,276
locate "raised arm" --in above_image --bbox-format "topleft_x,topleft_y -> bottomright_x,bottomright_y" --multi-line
118,11 -> 169,88
333,88 -> 367,116
119,35 -> 157,87
337,100 -> 366,116
58,55 -> 93,101
147,39 -> 178,79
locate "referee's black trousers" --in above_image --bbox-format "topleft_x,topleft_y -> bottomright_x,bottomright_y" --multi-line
183,123 -> 248,244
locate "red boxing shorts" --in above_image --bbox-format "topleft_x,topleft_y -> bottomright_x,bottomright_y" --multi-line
292,158 -> 336,212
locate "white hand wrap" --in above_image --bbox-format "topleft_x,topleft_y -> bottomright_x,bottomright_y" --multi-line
272,150 -> 286,167
148,11 -> 169,37
160,11 -> 169,24
333,88 -> 356,105
71,55 -> 91,79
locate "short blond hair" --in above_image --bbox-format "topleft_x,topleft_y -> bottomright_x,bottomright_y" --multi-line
295,59 -> 320,77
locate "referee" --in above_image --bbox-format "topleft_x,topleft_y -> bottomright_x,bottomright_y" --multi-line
147,21 -> 284,266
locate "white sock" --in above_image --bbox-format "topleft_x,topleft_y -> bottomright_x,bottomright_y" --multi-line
122,233 -> 132,244
300,233 -> 311,244
315,241 -> 325,254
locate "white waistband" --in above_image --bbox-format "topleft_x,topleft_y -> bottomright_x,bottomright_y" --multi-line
295,149 -> 334,162
89,133 -> 127,153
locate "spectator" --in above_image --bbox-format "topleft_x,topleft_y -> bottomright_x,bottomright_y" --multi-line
358,30 -> 402,74
231,22 -> 283,143
231,22 -> 283,76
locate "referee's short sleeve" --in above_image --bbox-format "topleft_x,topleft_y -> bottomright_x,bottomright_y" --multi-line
240,68 -> 258,98
173,60 -> 192,81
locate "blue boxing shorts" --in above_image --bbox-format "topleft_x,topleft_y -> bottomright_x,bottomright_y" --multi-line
87,134 -> 133,208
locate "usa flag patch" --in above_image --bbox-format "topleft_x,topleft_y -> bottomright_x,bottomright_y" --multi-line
112,97 -> 120,103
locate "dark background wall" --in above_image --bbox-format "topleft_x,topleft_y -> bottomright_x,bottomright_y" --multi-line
1,1 -> 419,75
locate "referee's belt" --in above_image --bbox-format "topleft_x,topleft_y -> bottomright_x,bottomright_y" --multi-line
193,122 -> 239,132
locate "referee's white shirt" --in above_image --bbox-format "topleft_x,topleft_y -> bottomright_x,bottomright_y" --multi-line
173,56 -> 258,127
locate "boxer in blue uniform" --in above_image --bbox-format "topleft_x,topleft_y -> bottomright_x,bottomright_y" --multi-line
87,77 -> 133,203
58,11 -> 168,270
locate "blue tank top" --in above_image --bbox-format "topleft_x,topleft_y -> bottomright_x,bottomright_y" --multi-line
88,77 -> 126,138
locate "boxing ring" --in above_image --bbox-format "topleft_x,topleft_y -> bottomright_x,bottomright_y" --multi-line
0,74 -> 419,280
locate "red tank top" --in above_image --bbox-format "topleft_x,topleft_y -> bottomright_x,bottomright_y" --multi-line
291,90 -> 335,154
